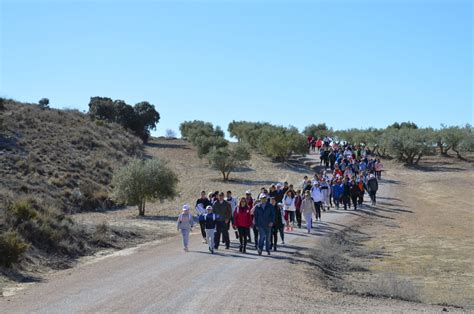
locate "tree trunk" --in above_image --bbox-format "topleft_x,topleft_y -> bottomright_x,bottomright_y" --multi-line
222,171 -> 227,181
452,148 -> 465,160
225,171 -> 231,181
138,200 -> 146,216
415,154 -> 423,165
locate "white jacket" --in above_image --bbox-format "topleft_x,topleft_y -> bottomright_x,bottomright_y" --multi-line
311,187 -> 324,203
282,195 -> 296,212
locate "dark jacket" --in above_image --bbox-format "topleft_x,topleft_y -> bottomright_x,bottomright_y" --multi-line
367,177 -> 379,193
254,203 -> 275,229
349,183 -> 361,197
329,152 -> 336,163
213,200 -> 232,222
199,213 -> 217,229
273,205 -> 284,229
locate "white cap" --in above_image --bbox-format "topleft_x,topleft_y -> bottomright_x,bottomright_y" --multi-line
245,190 -> 252,194
182,204 -> 190,211
206,205 -> 213,210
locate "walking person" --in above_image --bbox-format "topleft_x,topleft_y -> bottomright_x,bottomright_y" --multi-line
245,191 -> 254,243
375,159 -> 384,179
270,199 -> 285,251
200,205 -> 217,254
349,180 -> 360,211
177,204 -> 194,252
342,177 -> 351,210
294,189 -> 303,228
329,149 -> 337,171
226,191 -> 239,240
366,174 -> 379,206
282,190 -> 296,231
213,192 -> 232,250
254,194 -> 275,256
301,191 -> 317,233
332,178 -> 344,209
311,182 -> 324,222
320,177 -> 330,211
195,191 -> 211,243
233,197 -> 252,253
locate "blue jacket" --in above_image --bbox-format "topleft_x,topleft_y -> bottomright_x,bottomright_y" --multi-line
254,203 -> 275,229
332,184 -> 344,199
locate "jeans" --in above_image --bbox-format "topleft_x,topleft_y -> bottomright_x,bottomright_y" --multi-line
205,228 -> 215,251
304,212 -> 313,232
180,229 -> 190,249
314,201 -> 322,220
214,221 -> 229,249
333,196 -> 340,208
237,227 -> 249,249
253,225 -> 259,247
257,226 -> 271,252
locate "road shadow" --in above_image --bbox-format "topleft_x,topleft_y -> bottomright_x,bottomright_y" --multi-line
131,215 -> 177,222
407,164 -> 467,173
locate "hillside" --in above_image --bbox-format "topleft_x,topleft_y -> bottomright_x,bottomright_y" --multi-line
0,99 -> 143,212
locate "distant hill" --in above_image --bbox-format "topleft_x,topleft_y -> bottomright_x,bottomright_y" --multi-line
0,99 -> 143,212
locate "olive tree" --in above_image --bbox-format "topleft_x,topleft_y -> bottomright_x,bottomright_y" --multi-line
112,158 -> 178,216
442,125 -> 471,160
207,143 -> 251,181
386,128 -> 435,165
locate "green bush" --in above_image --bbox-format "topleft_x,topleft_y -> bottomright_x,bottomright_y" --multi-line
207,143 -> 251,181
303,123 -> 331,139
88,97 -> 160,142
384,127 -> 436,164
0,231 -> 29,267
112,158 -> 179,216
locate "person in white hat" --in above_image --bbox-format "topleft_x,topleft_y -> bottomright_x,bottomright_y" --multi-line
177,204 -> 194,252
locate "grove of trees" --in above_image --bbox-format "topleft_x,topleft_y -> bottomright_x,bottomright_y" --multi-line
179,120 -> 251,181
88,97 -> 160,142
303,122 -> 473,164
228,121 -> 308,161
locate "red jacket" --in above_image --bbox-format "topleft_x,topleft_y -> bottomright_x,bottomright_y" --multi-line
234,206 -> 252,228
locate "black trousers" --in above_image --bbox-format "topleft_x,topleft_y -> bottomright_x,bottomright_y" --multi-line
214,221 -> 229,249
369,191 -> 377,204
314,201 -> 322,220
358,191 -> 364,205
199,220 -> 206,239
342,195 -> 350,210
296,209 -> 302,227
271,226 -> 284,249
238,227 -> 249,248
351,195 -> 358,210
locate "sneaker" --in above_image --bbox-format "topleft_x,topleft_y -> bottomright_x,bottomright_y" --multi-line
225,246 -> 230,250
211,248 -> 215,254
202,239 -> 207,244
184,247 -> 189,252
239,246 -> 243,252
267,251 -> 271,256
281,241 -> 285,245
258,249 -> 262,256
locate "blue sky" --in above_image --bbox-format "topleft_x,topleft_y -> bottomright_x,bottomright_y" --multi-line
1,0 -> 472,137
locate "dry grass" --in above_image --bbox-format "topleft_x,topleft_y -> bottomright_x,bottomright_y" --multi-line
344,155 -> 474,309
0,99 -> 143,212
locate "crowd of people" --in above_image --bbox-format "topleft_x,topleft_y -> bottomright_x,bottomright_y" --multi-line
176,141 -> 382,255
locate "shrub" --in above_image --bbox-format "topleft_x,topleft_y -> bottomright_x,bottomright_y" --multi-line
442,125 -> 472,159
88,97 -> 160,142
38,98 -> 50,109
207,143 -> 251,181
112,158 -> 179,216
0,231 -> 29,267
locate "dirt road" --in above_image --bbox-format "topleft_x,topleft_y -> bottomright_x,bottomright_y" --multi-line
0,154 -> 452,313
0,215 -> 448,312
